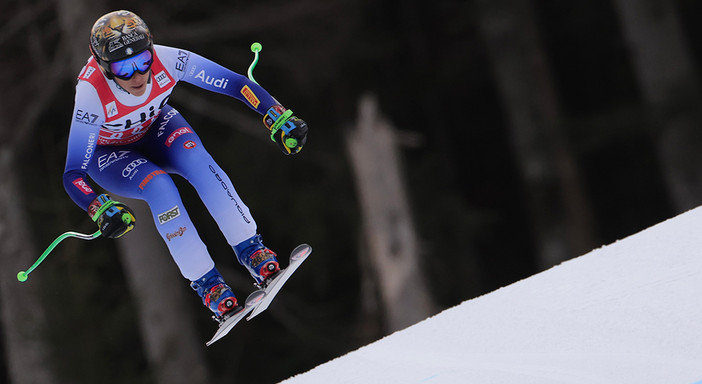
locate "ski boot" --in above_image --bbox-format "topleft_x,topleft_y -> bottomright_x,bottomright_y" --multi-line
233,234 -> 281,288
191,267 -> 241,324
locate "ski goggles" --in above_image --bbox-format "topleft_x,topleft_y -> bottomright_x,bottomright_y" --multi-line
109,49 -> 153,80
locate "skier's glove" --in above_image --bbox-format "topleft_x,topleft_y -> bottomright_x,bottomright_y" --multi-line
263,105 -> 308,155
88,194 -> 136,239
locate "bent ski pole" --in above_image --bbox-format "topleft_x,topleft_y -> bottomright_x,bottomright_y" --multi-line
17,230 -> 102,282
247,42 -> 263,84
246,42 -> 300,152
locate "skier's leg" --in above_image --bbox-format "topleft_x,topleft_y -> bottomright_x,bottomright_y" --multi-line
143,105 -> 280,284
87,147 -> 215,281
88,146 -> 241,320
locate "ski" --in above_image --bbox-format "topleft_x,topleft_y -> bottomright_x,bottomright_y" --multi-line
205,243 -> 312,346
246,243 -> 312,321
206,290 -> 265,346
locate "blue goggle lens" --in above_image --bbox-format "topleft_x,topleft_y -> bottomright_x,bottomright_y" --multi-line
109,50 -> 153,80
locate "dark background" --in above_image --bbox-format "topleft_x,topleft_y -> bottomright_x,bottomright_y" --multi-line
2,0 -> 701,383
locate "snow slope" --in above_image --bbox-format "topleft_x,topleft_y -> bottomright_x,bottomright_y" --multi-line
282,207 -> 702,383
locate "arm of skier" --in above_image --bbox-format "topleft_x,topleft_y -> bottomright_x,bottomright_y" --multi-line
63,84 -> 102,211
178,50 -> 277,113
63,85 -> 135,238
177,50 -> 308,154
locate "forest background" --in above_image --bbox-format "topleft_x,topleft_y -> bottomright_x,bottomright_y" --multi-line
2,0 -> 702,383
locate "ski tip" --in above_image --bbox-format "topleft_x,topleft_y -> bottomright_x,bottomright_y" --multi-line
245,290 -> 266,306
291,244 -> 312,260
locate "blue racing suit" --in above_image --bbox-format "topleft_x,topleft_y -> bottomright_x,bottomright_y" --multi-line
63,45 -> 278,281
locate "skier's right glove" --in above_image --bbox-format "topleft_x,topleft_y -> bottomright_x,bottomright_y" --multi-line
88,194 -> 136,239
263,105 -> 308,155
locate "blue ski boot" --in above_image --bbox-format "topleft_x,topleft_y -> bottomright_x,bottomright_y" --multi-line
233,234 -> 281,287
191,267 -> 241,323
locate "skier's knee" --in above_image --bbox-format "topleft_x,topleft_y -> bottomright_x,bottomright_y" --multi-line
138,169 -> 174,195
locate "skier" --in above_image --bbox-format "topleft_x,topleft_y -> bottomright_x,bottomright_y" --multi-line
63,10 -> 308,324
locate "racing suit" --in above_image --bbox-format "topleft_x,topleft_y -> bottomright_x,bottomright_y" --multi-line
63,44 -> 278,281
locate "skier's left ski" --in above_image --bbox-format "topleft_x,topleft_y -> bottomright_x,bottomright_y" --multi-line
246,243 -> 312,321
206,290 -> 266,346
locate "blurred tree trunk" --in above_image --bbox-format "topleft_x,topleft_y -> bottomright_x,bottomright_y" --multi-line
0,150 -> 57,384
53,0 -> 104,72
476,0 -> 597,268
116,199 -> 210,384
0,1 -> 73,382
612,0 -> 702,211
346,94 -> 435,332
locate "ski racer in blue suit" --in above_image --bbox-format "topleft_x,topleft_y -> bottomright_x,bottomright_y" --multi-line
63,10 -> 308,323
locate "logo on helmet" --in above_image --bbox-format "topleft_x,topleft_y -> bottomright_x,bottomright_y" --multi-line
108,39 -> 124,53
121,32 -> 146,46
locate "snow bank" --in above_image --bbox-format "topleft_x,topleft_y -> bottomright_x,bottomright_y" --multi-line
282,207 -> 702,383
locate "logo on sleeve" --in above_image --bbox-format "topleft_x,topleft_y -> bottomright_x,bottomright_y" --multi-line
81,132 -> 96,170
75,110 -> 99,124
194,70 -> 229,89
72,178 -> 94,195
240,85 -> 260,108
176,50 -> 189,72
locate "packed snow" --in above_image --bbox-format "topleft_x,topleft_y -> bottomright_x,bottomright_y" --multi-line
282,207 -> 702,383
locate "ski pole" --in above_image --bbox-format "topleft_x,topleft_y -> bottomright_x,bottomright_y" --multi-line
246,42 -> 300,151
247,42 -> 263,84
17,230 -> 102,282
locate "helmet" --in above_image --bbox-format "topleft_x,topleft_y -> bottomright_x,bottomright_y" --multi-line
89,10 -> 153,79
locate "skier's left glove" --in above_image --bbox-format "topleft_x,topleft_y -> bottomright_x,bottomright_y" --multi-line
88,194 -> 136,239
263,105 -> 308,155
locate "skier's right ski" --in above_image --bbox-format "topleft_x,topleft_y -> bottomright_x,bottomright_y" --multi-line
205,243 -> 311,346
206,290 -> 265,346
